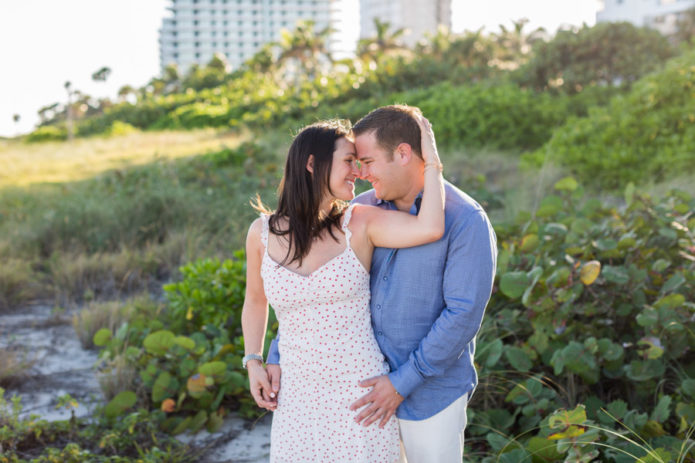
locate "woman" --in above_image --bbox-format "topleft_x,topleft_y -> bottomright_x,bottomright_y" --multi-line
241,114 -> 444,462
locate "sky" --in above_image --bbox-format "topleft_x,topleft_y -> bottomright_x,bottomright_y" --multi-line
0,0 -> 602,138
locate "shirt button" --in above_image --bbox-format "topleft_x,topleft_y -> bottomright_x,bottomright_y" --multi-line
377,331 -> 383,336
376,304 -> 381,310
383,276 -> 388,281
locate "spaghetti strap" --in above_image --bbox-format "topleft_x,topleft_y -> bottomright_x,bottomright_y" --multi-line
341,204 -> 355,246
260,213 -> 269,248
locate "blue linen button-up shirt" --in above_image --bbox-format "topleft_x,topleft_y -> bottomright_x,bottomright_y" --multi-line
352,182 -> 497,420
267,181 -> 497,421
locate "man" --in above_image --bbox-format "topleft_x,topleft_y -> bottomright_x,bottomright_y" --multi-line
260,105 -> 496,462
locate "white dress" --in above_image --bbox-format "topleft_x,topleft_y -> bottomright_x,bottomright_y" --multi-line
260,205 -> 400,463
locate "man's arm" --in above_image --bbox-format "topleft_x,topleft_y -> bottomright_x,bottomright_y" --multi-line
389,210 -> 497,397
353,210 -> 497,425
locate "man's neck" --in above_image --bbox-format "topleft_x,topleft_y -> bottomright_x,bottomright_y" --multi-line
392,177 -> 425,212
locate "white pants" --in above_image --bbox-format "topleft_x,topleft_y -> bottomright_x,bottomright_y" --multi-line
397,393 -> 468,463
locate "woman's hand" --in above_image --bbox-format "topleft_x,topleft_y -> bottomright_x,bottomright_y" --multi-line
247,361 -> 278,411
416,115 -> 440,166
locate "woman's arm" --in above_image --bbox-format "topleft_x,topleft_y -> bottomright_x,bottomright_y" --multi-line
361,115 -> 445,249
240,218 -> 276,410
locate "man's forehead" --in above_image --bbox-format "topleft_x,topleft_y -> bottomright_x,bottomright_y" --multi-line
354,131 -> 383,159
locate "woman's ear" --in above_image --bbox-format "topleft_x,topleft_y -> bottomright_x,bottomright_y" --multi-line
306,154 -> 315,174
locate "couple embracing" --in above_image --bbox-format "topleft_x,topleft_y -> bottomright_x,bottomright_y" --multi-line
241,105 -> 497,462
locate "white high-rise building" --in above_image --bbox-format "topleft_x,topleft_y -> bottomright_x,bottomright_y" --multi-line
597,0 -> 695,35
159,0 -> 337,73
359,0 -> 451,47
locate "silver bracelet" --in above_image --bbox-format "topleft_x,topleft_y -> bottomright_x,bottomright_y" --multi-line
242,353 -> 264,369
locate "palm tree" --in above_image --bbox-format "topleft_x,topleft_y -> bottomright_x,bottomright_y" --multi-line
117,85 -> 136,102
492,19 -> 546,70
276,19 -> 334,82
244,43 -> 277,75
356,18 -> 409,64
674,7 -> 695,45
64,81 -> 74,141
416,25 -> 453,60
91,66 -> 112,83
12,114 -> 20,136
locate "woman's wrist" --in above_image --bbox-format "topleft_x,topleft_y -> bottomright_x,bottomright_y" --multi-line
424,161 -> 443,172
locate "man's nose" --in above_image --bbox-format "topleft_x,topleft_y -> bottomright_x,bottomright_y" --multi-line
357,163 -> 367,179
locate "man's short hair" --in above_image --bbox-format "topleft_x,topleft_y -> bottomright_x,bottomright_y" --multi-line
352,105 -> 423,160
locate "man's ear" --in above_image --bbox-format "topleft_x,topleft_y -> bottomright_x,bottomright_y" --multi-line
306,154 -> 315,174
394,143 -> 413,165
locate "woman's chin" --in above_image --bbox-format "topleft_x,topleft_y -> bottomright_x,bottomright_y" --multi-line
338,190 -> 355,202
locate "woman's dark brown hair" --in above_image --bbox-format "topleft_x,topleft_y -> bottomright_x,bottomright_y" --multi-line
254,120 -> 352,266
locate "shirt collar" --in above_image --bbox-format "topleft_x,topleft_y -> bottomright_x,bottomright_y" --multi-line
376,191 -> 424,214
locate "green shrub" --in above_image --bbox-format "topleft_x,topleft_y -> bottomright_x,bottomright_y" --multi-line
470,179 -> 695,461
0,258 -> 43,310
94,254 -> 278,432
105,120 -> 138,136
0,388 -> 191,461
525,50 -> 695,189
25,125 -> 67,143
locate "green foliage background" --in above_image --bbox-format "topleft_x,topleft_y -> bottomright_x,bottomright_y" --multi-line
2,18 -> 695,463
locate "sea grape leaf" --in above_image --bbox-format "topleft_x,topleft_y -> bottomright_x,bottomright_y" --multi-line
500,271 -> 530,299
505,346 -> 533,372
681,379 -> 695,399
554,176 -> 578,192
650,395 -> 672,423
580,260 -> 601,285
143,330 -> 176,356
93,328 -> 112,347
602,265 -> 629,285
104,390 -> 137,419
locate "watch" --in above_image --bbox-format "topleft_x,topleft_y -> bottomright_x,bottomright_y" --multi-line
242,353 -> 263,369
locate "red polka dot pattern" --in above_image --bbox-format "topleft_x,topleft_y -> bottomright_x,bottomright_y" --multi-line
260,205 -> 400,462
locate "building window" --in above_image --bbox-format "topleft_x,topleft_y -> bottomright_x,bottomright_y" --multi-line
194,31 -> 199,36
194,20 -> 199,25
195,41 -> 201,47
174,52 -> 179,58
196,52 -> 201,58
212,41 -> 217,47
193,9 -> 199,14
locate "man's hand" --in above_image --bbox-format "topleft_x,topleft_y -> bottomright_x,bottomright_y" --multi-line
350,375 -> 404,428
266,363 -> 282,399
247,361 -> 277,411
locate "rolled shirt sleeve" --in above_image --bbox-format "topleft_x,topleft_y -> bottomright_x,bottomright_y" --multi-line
266,336 -> 280,364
